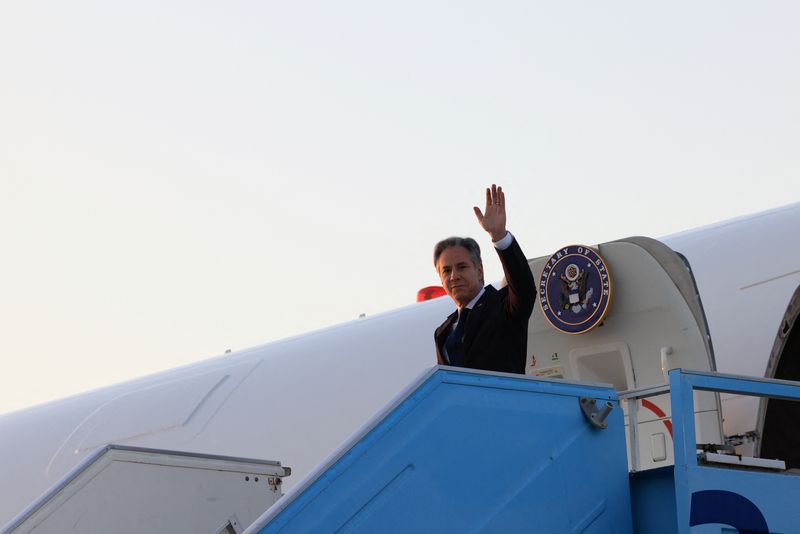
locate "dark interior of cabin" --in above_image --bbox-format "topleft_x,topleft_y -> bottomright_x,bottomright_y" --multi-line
760,294 -> 800,470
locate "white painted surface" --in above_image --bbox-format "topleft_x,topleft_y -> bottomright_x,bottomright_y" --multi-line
8,447 -> 287,534
1,203 -> 798,527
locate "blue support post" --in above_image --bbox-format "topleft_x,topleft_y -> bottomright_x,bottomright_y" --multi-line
668,369 -> 698,534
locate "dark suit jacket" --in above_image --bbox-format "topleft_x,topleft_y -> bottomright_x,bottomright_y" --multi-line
435,236 -> 536,374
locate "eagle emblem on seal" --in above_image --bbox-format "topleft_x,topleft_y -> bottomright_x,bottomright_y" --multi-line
539,245 -> 613,334
559,263 -> 593,313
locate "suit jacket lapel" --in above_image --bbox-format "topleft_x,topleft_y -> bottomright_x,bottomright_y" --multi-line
435,311 -> 458,357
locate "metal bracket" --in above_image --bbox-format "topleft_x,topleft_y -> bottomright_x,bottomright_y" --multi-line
579,397 -> 613,429
268,475 -> 284,493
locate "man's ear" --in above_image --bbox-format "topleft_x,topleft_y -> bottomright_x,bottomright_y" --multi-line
478,264 -> 484,285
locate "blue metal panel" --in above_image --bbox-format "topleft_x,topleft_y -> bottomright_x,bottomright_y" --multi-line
629,467 -> 678,534
255,368 -> 633,533
668,369 -> 800,534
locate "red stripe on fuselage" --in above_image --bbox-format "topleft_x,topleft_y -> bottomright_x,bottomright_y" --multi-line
641,398 -> 673,438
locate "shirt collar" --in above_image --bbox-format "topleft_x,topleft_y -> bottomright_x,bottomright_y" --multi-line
461,287 -> 485,313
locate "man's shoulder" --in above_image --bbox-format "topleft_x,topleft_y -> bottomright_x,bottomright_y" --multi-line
476,285 -> 501,305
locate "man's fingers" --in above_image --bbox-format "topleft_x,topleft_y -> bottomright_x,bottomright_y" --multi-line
485,184 -> 505,209
473,206 -> 484,222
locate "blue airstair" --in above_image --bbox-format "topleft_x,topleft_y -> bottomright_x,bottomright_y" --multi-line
247,367 -> 800,533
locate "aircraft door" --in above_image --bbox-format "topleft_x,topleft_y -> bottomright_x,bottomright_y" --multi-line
524,237 -> 723,471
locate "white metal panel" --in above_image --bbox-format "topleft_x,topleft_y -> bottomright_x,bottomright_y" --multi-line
664,203 -> 800,379
45,359 -> 260,478
7,446 -> 288,534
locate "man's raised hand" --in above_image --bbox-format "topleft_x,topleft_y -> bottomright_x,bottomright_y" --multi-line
473,184 -> 507,242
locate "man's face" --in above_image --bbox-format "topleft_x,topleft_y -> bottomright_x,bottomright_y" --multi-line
437,246 -> 484,308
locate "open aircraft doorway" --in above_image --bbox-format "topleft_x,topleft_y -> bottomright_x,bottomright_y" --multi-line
758,284 -> 800,469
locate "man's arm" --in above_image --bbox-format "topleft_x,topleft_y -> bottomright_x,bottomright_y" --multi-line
496,236 -> 536,317
474,184 -> 536,317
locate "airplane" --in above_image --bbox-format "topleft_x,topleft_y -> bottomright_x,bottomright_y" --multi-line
1,201 -> 798,532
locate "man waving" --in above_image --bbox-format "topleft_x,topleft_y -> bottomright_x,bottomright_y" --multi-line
433,184 -> 536,374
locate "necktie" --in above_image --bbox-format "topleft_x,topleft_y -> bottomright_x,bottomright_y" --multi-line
445,308 -> 471,367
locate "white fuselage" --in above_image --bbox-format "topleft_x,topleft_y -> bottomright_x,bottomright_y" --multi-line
1,202 -> 798,527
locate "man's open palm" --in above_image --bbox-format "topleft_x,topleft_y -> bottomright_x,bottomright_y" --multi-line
473,184 -> 507,242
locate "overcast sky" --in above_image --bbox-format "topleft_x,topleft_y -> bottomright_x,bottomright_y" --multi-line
1,1 -> 799,414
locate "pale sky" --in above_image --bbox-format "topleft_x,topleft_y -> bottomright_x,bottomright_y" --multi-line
1,1 -> 799,414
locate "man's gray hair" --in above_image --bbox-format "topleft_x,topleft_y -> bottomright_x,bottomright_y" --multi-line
433,237 -> 482,268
